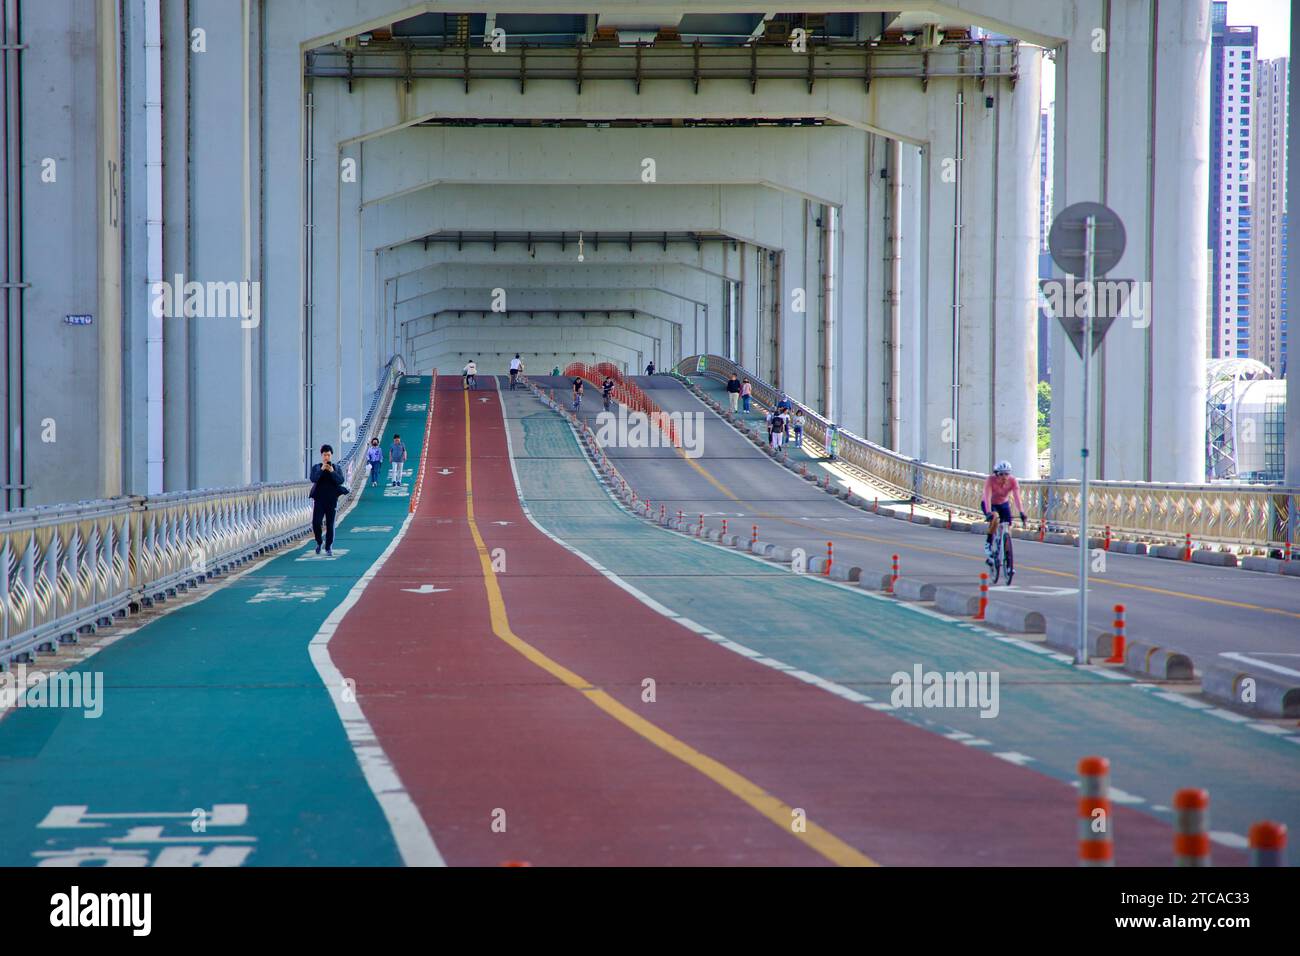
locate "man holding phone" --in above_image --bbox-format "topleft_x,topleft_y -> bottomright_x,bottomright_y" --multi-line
309,444 -> 349,556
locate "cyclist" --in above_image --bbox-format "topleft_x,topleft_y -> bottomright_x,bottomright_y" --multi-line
572,376 -> 584,410
601,375 -> 616,411
981,460 -> 1027,567
645,360 -> 656,376
508,354 -> 523,389
463,359 -> 478,390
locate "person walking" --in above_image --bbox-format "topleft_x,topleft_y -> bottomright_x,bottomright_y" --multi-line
765,409 -> 775,447
726,374 -> 741,412
771,410 -> 786,451
551,364 -> 561,376
645,360 -> 656,376
388,434 -> 407,486
792,410 -> 805,448
309,444 -> 349,556
365,437 -> 383,487
509,354 -> 523,390
740,379 -> 753,413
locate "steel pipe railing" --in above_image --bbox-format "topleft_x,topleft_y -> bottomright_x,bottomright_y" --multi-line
676,355 -> 1299,553
0,355 -> 407,668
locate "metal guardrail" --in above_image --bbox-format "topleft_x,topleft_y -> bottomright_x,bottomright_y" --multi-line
676,355 -> 1300,554
0,356 -> 407,667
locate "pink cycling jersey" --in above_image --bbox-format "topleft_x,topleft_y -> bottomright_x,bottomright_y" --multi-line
982,474 -> 1023,514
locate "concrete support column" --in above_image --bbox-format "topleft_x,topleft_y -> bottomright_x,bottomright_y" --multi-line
897,142 -> 925,459
1052,0 -> 1209,481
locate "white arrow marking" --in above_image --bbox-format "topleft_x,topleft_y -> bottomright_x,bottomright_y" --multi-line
437,468 -> 454,476
1220,652 -> 1300,679
492,521 -> 511,526
401,585 -> 451,595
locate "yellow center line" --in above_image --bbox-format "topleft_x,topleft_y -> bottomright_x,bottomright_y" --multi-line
666,428 -> 1300,621
461,389 -> 875,867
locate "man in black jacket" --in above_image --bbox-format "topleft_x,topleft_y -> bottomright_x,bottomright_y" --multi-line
309,444 -> 349,556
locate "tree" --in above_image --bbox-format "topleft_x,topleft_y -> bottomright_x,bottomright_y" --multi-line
1037,382 -> 1051,454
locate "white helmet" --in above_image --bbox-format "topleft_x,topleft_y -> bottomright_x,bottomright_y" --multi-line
993,460 -> 1012,475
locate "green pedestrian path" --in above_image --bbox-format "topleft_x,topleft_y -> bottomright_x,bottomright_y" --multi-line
502,386 -> 1300,848
0,377 -> 432,866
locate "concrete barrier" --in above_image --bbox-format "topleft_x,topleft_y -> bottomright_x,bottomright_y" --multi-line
892,578 -> 937,602
1044,532 -> 1077,546
1044,618 -> 1115,659
910,514 -> 931,526
1151,544 -> 1185,560
934,586 -> 981,618
1191,549 -> 1238,568
982,602 -> 1046,634
750,540 -> 775,557
1110,541 -> 1148,555
949,520 -> 974,533
1241,556 -> 1283,573
1283,562 -> 1300,577
721,534 -> 740,547
1201,663 -> 1300,718
862,571 -> 893,592
1123,640 -> 1195,681
828,564 -> 862,583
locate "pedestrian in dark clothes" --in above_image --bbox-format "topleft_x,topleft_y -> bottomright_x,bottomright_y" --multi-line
309,444 -> 350,556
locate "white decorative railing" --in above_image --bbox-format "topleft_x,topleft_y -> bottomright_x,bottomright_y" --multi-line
676,355 -> 1300,553
0,356 -> 406,667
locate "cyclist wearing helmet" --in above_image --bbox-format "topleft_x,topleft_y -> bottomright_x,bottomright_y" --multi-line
981,460 -> 1027,563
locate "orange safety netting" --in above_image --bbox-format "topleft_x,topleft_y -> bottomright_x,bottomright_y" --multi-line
562,362 -> 680,446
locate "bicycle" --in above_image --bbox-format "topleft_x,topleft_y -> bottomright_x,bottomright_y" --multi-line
986,512 -> 1015,585
602,391 -> 614,412
573,391 -> 583,411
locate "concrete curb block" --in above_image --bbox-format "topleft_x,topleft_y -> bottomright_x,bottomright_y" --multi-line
1191,549 -> 1238,567
892,578 -> 937,602
934,586 -> 981,617
1284,562 -> 1300,577
1123,640 -> 1195,681
982,602 -> 1046,634
863,572 -> 894,592
1109,541 -> 1149,555
1151,544 -> 1186,560
750,540 -> 775,557
1044,532 -> 1077,546
828,564 -> 862,583
1044,618 -> 1114,659
1201,663 -> 1300,718
1241,556 -> 1283,573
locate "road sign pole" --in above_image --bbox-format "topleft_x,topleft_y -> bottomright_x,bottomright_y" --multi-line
1076,216 -> 1096,666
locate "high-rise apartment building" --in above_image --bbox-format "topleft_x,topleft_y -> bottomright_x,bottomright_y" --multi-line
1252,57 -> 1288,376
1209,3 -> 1258,361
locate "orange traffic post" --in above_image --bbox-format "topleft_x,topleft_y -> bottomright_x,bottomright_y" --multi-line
660,504 -> 666,522
1183,533 -> 1192,561
1104,525 -> 1111,551
1077,756 -> 1114,866
874,497 -> 879,512
1038,520 -> 1046,543
888,554 -> 899,594
751,524 -> 758,545
698,514 -> 704,537
1105,604 -> 1126,664
975,573 -> 989,620
824,542 -> 833,577
1173,788 -> 1211,866
909,501 -> 915,521
946,509 -> 953,530
722,519 -> 728,539
1248,821 -> 1287,867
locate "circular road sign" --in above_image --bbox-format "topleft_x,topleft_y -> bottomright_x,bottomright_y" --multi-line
1048,201 -> 1126,277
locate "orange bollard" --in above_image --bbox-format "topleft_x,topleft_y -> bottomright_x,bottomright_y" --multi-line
1104,525 -> 1111,551
974,573 -> 989,620
677,509 -> 683,527
910,501 -> 915,521
1077,756 -> 1114,866
1173,788 -> 1211,866
751,524 -> 758,545
1038,521 -> 1046,543
874,498 -> 879,513
660,504 -> 666,521
947,509 -> 953,530
698,514 -> 704,537
1105,605 -> 1126,664
722,519 -> 728,538
888,554 -> 899,594
1248,821 -> 1287,867
1183,533 -> 1192,561
824,541 -> 833,576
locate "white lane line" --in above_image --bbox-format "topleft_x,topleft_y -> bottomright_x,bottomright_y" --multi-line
307,394 -> 446,869
1205,707 -> 1254,724
994,752 -> 1034,766
1210,831 -> 1249,849
1247,723 -> 1292,735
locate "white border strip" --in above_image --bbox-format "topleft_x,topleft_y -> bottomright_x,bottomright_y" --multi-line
307,393 -> 445,868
